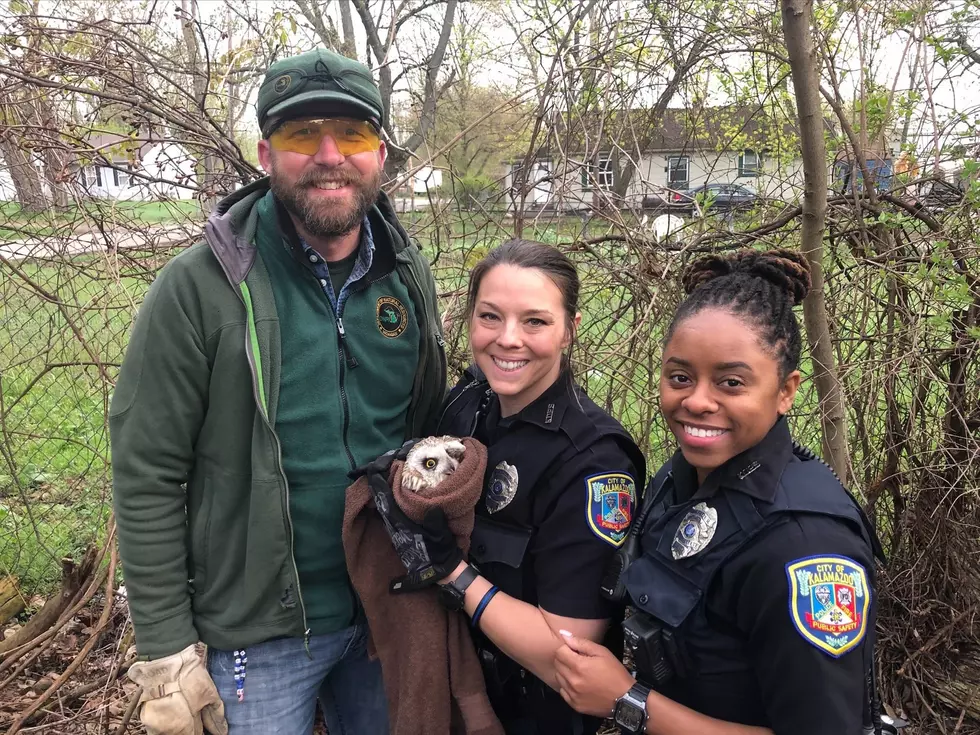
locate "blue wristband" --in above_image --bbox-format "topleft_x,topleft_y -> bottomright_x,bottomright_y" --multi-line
471,585 -> 500,629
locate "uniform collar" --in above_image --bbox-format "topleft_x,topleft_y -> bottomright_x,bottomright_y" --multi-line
493,368 -> 575,433
673,416 -> 794,503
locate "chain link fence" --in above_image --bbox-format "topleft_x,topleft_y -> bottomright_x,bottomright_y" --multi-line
0,3 -> 978,730
0,197 -> 203,604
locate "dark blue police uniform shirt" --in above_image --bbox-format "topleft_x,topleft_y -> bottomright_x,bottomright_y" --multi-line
639,419 -> 876,734
447,369 -> 643,620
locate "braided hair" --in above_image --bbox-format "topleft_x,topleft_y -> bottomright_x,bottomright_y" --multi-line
666,249 -> 812,379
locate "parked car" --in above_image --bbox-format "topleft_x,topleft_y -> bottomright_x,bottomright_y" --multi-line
669,183 -> 757,216
916,176 -> 967,212
640,187 -> 677,212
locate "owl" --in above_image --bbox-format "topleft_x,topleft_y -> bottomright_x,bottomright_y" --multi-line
401,436 -> 466,492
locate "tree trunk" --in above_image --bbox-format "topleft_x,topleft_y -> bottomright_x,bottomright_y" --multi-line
0,548 -> 98,656
181,0 -> 222,208
0,132 -> 48,213
338,0 -> 357,59
781,0 -> 853,483
385,0 -> 458,177
34,96 -> 70,209
612,38 -> 707,200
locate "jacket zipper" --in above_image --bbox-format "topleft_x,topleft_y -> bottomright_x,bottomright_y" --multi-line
330,272 -> 391,471
335,310 -> 357,471
234,280 -> 311,652
336,317 -> 358,369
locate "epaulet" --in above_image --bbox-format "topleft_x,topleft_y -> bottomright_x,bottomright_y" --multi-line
791,441 -> 886,564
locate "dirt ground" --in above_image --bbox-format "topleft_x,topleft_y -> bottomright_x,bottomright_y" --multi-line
0,592 -> 616,734
0,591 -> 136,734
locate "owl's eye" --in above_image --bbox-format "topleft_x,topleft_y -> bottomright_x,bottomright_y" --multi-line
424,458 -> 437,469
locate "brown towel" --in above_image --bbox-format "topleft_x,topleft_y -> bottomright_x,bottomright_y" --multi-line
343,438 -> 504,735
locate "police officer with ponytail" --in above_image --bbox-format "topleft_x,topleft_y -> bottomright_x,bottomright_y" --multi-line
368,239 -> 645,734
554,250 -> 890,735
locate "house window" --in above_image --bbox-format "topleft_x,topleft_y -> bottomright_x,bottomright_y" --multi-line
667,156 -> 689,189
78,168 -> 88,187
738,150 -> 761,177
113,168 -> 130,188
581,155 -> 614,190
95,166 -> 103,187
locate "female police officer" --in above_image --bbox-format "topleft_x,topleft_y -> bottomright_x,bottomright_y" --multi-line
553,249 -> 884,735
370,239 -> 645,734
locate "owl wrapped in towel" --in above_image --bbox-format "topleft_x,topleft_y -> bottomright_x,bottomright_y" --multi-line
342,436 -> 504,735
401,436 -> 466,492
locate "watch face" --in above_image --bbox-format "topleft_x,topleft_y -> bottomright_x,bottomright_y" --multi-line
437,584 -> 463,611
614,703 -> 643,731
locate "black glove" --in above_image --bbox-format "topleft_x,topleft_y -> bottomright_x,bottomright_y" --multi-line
352,443 -> 464,593
349,440 -> 417,482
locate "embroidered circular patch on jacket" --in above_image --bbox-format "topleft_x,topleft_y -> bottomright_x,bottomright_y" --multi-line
786,555 -> 869,658
585,472 -> 635,547
377,296 -> 408,338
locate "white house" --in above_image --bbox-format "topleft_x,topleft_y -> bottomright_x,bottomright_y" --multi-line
0,168 -> 19,200
504,106 -> 806,212
411,165 -> 443,194
76,133 -> 197,201
504,107 -> 907,214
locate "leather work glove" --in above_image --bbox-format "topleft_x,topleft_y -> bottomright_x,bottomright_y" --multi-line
128,644 -> 228,735
351,442 -> 465,593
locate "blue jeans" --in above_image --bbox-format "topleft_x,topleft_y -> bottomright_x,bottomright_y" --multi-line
207,623 -> 389,734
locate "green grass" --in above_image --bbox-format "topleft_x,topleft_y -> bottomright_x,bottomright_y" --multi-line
1,208 -> 974,595
0,496 -> 111,596
1,255 -> 148,595
0,200 -> 203,239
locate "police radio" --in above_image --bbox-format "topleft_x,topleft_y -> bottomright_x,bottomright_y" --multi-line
600,471 -> 671,603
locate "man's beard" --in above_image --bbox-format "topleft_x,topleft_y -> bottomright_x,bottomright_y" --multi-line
268,160 -> 382,239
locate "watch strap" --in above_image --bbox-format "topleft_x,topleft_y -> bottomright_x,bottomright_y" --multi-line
628,681 -> 651,702
446,564 -> 479,595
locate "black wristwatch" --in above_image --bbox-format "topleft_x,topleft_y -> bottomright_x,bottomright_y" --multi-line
613,681 -> 651,734
436,565 -> 479,611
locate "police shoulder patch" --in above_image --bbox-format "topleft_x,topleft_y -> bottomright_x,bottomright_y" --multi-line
585,472 -> 636,547
786,554 -> 870,658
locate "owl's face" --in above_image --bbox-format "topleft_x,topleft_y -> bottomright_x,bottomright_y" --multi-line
401,436 -> 466,492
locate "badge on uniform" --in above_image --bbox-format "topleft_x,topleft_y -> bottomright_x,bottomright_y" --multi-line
485,461 -> 519,513
786,555 -> 870,658
586,473 -> 636,547
671,503 -> 718,559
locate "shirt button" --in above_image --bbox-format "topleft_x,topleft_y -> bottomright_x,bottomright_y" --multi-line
638,593 -> 649,605
308,254 -> 318,263
319,279 -> 328,288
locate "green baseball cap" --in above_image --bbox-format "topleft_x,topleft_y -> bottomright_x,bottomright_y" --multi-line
257,49 -> 384,136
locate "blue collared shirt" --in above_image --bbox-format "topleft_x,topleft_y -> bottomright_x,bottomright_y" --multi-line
299,216 -> 376,313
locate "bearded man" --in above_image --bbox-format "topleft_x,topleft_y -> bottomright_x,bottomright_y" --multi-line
111,48 -> 446,735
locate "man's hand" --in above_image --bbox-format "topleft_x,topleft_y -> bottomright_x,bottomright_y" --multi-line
554,632 -> 635,719
128,644 -> 228,735
352,443 -> 464,592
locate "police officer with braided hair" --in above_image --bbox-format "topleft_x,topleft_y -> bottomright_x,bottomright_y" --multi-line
553,249 -> 895,735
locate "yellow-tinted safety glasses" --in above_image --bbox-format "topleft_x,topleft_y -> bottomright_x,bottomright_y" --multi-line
268,118 -> 381,157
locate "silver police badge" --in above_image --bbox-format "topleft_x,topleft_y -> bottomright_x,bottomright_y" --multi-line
671,502 -> 718,560
485,461 -> 519,513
